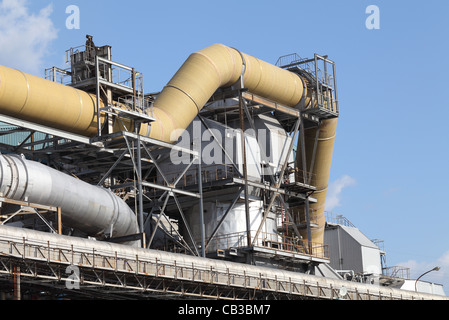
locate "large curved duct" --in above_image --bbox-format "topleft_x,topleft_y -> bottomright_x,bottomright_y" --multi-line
141,44 -> 306,142
0,154 -> 138,238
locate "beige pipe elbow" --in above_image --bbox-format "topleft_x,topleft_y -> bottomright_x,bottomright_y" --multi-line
145,44 -> 305,142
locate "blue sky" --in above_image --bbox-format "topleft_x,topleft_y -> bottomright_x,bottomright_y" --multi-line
1,0 -> 448,290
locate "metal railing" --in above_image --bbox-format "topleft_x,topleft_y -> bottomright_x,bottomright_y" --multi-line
147,164 -> 237,189
371,239 -> 385,252
280,213 -> 319,229
325,212 -> 356,228
159,163 -> 317,190
206,231 -> 329,260
0,231 -> 438,300
0,236 -> 339,299
383,266 -> 411,280
275,53 -> 306,69
276,53 -> 339,117
66,45 -> 93,65
44,67 -> 72,85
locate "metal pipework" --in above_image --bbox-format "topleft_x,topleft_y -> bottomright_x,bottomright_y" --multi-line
0,44 -> 306,142
0,154 -> 138,238
0,44 -> 335,247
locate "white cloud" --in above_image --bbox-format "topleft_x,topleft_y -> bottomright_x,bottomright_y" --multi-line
326,175 -> 356,212
0,0 -> 58,75
398,250 -> 449,292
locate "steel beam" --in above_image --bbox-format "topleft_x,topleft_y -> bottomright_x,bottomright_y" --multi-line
0,114 -> 91,145
141,181 -> 200,199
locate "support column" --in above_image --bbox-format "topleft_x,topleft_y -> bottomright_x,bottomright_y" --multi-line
299,115 -> 313,254
239,90 -> 251,249
13,266 -> 20,301
58,207 -> 62,235
136,135 -> 144,237
198,156 -> 206,258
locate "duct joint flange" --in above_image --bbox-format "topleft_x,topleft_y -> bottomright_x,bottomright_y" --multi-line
230,47 -> 247,90
294,75 -> 308,110
164,84 -> 201,114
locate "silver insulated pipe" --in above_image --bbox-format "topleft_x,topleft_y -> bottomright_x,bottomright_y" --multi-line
0,154 -> 138,238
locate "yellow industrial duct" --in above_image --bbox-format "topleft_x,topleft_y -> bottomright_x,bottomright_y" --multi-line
0,44 -> 306,142
0,65 -> 103,136
293,118 -> 338,252
139,44 -> 306,142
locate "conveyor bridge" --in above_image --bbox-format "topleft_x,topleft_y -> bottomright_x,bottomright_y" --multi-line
0,226 -> 445,300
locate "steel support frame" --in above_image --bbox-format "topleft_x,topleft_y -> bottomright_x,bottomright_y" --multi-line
238,90 -> 252,251
144,191 -> 195,255
0,198 -> 61,235
92,55 -> 206,254
118,134 -> 203,256
200,87 -> 318,260
251,116 -> 302,246
90,129 -> 205,256
0,114 -> 91,146
235,91 -> 311,254
314,54 -> 339,115
196,95 -> 304,255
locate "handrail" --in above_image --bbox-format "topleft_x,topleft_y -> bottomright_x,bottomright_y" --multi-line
204,230 -> 329,260
0,227 -> 442,300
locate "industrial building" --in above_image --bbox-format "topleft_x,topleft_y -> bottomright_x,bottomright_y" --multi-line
0,36 -> 445,300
